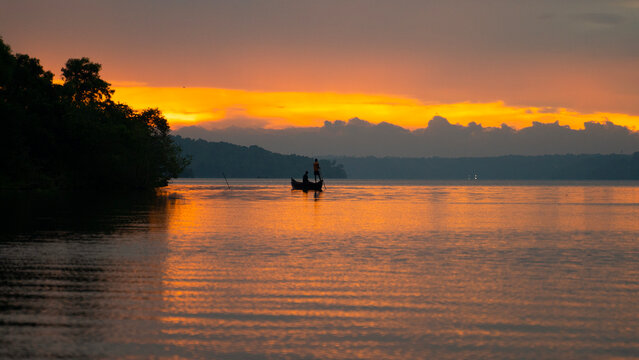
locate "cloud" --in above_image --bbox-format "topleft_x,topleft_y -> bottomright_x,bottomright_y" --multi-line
175,116 -> 639,157
622,0 -> 639,8
196,117 -> 271,129
536,107 -> 559,114
580,13 -> 625,25
109,80 -> 148,87
112,86 -> 639,131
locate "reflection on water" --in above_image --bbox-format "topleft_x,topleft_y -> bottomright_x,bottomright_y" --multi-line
2,179 -> 639,359
1,190 -> 175,236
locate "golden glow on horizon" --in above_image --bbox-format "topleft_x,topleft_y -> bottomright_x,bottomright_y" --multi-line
111,86 -> 639,131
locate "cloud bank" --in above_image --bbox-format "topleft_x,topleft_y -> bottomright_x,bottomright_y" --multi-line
175,117 -> 639,157
112,87 -> 639,131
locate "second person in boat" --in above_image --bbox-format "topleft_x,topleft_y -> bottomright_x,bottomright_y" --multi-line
313,159 -> 322,182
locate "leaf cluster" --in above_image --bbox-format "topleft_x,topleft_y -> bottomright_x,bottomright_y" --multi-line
0,38 -> 189,191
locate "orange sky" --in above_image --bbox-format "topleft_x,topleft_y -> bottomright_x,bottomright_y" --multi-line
3,1 -> 639,132
112,86 -> 639,131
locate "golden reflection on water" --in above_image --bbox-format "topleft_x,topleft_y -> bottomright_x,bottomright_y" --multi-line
2,181 -> 638,358
152,180 -> 639,358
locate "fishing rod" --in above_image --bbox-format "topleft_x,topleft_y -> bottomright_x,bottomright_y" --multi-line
222,172 -> 231,190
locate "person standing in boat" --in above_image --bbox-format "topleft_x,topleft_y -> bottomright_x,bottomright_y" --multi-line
302,171 -> 309,183
313,159 -> 322,181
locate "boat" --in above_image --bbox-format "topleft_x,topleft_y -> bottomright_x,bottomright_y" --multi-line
291,178 -> 323,191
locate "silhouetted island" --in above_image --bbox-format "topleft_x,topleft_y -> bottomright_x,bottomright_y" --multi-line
0,38 -> 189,191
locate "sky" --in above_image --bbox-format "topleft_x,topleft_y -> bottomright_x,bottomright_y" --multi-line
2,0 -> 639,153
175,117 -> 639,157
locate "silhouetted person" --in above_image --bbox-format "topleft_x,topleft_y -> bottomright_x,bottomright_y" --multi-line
302,171 -> 309,183
313,159 -> 322,181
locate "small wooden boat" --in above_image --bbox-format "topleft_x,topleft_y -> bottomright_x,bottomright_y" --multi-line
291,178 -> 323,191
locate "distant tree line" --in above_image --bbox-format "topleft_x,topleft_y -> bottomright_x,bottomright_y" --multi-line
173,135 -> 639,180
0,38 -> 189,191
333,153 -> 639,180
174,136 -> 347,178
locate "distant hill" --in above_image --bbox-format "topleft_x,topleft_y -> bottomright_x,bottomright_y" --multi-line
333,153 -> 639,180
174,135 -> 639,180
173,136 -> 347,178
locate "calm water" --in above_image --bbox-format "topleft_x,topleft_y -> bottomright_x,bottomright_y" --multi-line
2,179 -> 639,359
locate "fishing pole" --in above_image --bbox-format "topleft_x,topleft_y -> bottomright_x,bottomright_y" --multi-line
222,172 -> 231,190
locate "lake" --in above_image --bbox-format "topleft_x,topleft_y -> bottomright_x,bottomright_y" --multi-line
2,179 -> 639,359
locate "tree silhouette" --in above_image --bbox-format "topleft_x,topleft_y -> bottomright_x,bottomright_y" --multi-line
62,57 -> 113,104
0,38 -> 189,191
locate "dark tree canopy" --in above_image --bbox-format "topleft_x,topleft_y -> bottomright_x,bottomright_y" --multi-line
62,57 -> 113,104
0,37 -> 189,191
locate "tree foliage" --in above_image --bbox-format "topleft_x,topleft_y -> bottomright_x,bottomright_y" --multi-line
62,57 -> 114,104
0,38 -> 189,191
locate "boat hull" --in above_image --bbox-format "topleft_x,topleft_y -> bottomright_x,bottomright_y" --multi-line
291,178 -> 323,191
